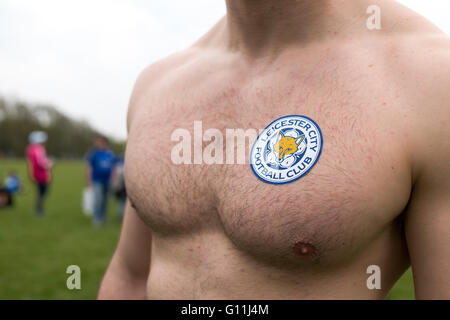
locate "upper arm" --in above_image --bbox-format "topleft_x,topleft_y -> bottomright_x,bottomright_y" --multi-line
405,152 -> 450,299
404,42 -> 450,299
98,201 -> 152,299
114,201 -> 152,278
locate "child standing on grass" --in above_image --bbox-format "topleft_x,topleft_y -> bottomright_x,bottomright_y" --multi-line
26,131 -> 53,217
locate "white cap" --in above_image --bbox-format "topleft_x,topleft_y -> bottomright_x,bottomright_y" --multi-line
29,131 -> 48,144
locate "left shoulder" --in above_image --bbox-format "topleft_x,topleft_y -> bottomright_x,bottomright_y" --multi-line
393,33 -> 450,104
393,33 -> 450,181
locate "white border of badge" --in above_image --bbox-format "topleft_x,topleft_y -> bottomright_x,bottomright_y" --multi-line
250,115 -> 324,185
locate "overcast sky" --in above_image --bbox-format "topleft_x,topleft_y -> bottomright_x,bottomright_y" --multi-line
0,0 -> 449,140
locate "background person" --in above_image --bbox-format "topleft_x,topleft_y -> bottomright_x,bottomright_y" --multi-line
5,170 -> 21,194
86,136 -> 116,226
4,170 -> 22,207
26,131 -> 53,216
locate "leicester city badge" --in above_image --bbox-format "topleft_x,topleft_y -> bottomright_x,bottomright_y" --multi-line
250,115 -> 323,185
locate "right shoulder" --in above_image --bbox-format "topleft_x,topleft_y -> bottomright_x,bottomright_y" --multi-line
126,18 -> 228,133
126,47 -> 203,132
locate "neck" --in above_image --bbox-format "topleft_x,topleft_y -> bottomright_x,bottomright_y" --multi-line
225,0 -> 366,55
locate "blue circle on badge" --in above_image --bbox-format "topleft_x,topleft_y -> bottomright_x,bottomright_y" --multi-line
250,115 -> 323,185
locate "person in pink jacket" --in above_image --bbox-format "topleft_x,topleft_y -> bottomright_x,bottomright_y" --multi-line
26,131 -> 53,216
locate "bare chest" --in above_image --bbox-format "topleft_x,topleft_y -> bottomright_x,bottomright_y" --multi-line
126,75 -> 412,266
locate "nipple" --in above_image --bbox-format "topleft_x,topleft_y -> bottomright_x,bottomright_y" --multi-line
292,242 -> 317,257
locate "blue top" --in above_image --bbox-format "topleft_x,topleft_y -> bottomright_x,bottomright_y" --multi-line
5,175 -> 20,194
86,148 -> 116,185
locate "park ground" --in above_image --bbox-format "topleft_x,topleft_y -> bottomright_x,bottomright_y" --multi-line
0,160 -> 415,299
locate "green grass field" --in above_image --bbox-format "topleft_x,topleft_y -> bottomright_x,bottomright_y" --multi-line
0,160 -> 415,300
0,159 -> 121,299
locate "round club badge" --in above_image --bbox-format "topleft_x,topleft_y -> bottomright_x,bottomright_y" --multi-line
250,115 -> 323,185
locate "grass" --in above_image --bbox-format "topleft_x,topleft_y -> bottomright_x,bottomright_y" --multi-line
388,269 -> 415,300
0,159 -> 415,300
0,159 -> 121,299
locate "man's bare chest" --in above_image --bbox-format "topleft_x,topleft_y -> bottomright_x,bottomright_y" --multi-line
125,76 -> 412,266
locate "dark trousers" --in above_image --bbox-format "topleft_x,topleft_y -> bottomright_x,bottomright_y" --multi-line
36,182 -> 48,215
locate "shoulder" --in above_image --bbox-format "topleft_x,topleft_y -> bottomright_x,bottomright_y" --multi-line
126,47 -> 205,131
126,19 -> 228,133
389,32 -> 450,121
389,33 -> 450,181
366,1 -> 450,107
378,2 -> 450,110
128,17 -> 226,99
390,32 -> 450,95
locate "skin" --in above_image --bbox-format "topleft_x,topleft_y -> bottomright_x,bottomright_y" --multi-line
98,0 -> 450,299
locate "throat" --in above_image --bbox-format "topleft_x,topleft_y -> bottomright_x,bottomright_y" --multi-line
224,0 -> 371,56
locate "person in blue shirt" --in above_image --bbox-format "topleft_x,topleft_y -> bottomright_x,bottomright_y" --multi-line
85,136 -> 116,226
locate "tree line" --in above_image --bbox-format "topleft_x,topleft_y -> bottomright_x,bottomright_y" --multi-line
0,97 -> 125,158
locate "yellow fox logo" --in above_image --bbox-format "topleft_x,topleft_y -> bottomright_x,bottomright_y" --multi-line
274,132 -> 305,160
